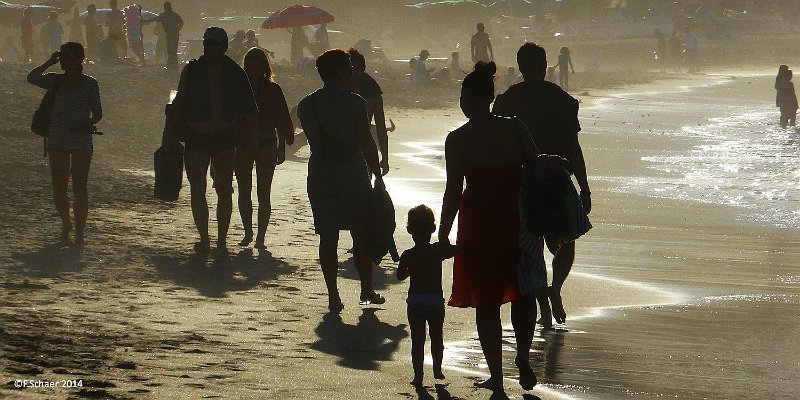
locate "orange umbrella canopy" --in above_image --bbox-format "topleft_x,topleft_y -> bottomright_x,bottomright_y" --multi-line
261,4 -> 334,29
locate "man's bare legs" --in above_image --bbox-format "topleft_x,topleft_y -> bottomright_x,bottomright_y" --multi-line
550,240 -> 575,324
185,148 -> 234,254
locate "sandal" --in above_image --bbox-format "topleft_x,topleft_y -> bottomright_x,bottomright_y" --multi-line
359,291 -> 386,305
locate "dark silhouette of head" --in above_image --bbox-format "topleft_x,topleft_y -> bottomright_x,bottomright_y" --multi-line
477,22 -> 485,32
49,11 -> 58,20
559,46 -> 570,57
23,7 -> 32,17
460,61 -> 496,118
349,48 -> 366,76
60,42 -> 85,73
164,1 -> 172,12
316,48 -> 353,86
407,204 -> 435,243
202,27 -> 228,58
517,42 -> 547,79
419,49 -> 430,61
87,4 -> 96,13
244,47 -> 272,82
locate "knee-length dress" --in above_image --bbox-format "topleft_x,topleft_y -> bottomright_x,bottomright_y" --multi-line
448,164 -> 522,308
297,87 -> 371,234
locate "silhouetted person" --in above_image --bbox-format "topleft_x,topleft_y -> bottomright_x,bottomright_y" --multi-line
27,42 -> 102,247
776,67 -> 798,128
349,48 -> 389,175
235,48 -> 294,248
43,11 -> 64,53
243,30 -> 259,50
227,30 -> 245,62
439,61 -> 540,392
450,51 -> 463,76
297,49 -> 387,310
84,5 -> 99,58
669,31 -> 682,72
683,29 -> 699,73
554,46 -> 575,91
123,4 -> 145,66
97,33 -> 118,64
289,26 -> 308,65
493,42 -> 592,328
398,205 -> 457,386
21,7 -> 33,63
412,49 -> 432,84
106,0 -> 126,58
471,22 -> 493,63
315,22 -> 330,51
68,7 -> 82,44
169,27 -> 260,255
143,2 -> 183,70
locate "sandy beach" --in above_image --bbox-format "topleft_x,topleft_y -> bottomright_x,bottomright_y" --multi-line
1,59 -> 799,400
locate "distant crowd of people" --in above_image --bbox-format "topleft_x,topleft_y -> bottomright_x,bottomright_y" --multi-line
26,19 -> 591,394
13,1 -> 183,69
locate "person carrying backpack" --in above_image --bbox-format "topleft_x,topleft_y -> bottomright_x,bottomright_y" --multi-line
28,42 -> 102,248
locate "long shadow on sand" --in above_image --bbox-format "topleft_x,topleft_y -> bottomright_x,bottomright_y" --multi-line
149,248 -> 298,298
311,308 -> 407,370
10,243 -> 86,278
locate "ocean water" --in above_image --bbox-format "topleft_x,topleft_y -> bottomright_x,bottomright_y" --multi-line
597,75 -> 800,230
389,75 -> 800,399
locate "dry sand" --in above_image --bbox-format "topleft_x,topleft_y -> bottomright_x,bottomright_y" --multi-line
0,61 -> 798,400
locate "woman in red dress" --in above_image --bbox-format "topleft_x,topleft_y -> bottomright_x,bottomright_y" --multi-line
438,61 -> 539,392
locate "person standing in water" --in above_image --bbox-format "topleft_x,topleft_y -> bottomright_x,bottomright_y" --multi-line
235,47 -> 294,248
471,22 -> 493,63
27,42 -> 102,247
776,65 -> 798,128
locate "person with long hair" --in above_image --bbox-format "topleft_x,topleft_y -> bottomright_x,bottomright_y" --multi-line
554,46 -> 575,91
297,49 -> 386,310
235,47 -> 294,248
438,61 -> 539,392
27,42 -> 102,247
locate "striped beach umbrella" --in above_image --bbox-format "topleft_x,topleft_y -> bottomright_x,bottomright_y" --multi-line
260,5 -> 333,29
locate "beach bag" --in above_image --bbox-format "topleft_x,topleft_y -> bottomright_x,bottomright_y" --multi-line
153,141 -> 184,202
364,185 -> 400,264
164,60 -> 197,142
31,74 -> 66,156
520,156 -> 591,242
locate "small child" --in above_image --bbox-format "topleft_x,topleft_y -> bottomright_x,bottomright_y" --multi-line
545,66 -> 557,83
397,205 -> 458,386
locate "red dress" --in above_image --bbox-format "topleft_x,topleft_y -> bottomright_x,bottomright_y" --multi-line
448,164 -> 521,308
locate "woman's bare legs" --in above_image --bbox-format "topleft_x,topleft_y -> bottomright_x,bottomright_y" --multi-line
511,293 -> 537,390
319,231 -> 343,311
234,150 -> 255,246
351,230 -> 384,304
254,144 -> 277,248
475,306 -> 503,391
70,149 -> 92,247
48,150 -> 71,242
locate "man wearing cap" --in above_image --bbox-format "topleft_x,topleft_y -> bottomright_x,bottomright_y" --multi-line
142,2 -> 183,70
169,27 -> 260,255
412,50 -> 432,84
471,22 -> 493,63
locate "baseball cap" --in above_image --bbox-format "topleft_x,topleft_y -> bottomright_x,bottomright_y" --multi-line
203,27 -> 228,44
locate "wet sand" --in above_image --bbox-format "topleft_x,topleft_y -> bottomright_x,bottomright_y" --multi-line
1,63 -> 799,399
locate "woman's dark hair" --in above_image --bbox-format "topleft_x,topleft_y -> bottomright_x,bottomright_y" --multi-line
776,64 -> 789,89
462,61 -> 496,104
407,204 -> 435,234
244,47 -> 273,82
316,49 -> 351,83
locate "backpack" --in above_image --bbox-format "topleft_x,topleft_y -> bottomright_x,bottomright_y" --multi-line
31,74 -> 66,157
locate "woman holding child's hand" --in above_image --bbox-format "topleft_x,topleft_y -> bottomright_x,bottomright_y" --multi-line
438,61 -> 540,392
